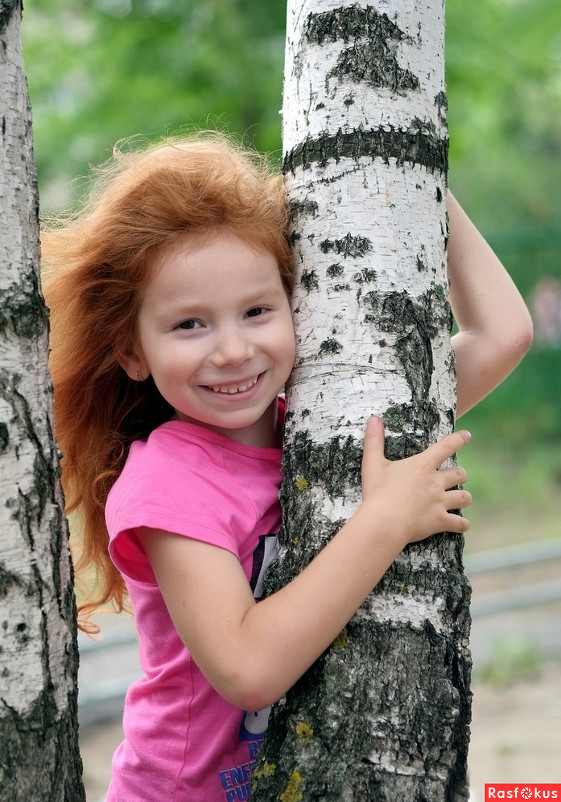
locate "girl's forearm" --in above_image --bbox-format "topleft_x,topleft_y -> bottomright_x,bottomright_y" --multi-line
228,502 -> 403,711
140,510 -> 400,713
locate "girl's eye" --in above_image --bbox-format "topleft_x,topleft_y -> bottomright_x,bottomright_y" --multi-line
246,307 -> 267,319
177,319 -> 202,330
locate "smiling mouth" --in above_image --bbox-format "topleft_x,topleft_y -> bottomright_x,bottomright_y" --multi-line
209,375 -> 260,394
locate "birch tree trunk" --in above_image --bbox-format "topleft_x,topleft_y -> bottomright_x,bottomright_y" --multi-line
0,2 -> 85,799
252,1 -> 472,800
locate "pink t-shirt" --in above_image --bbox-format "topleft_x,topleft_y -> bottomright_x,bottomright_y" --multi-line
105,414 -> 283,802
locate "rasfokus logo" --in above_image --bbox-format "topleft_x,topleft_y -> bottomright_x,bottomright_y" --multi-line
485,786 -> 561,800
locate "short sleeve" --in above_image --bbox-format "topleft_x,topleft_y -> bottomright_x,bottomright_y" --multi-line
106,428 -> 255,584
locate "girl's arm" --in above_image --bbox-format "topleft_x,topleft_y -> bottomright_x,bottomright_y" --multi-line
139,419 -> 471,712
448,192 -> 533,418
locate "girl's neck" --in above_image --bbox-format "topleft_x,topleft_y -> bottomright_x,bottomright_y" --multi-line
171,398 -> 283,449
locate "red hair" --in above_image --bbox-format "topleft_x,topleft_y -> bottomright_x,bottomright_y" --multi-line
41,133 -> 293,630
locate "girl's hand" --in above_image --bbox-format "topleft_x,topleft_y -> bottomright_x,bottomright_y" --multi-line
360,415 -> 472,548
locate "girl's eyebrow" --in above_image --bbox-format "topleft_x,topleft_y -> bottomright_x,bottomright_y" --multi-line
242,286 -> 286,304
159,285 -> 285,319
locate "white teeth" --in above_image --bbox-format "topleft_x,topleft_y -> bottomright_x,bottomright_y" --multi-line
210,376 -> 259,394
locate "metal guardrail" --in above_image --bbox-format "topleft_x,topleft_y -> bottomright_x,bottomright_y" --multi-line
464,539 -> 561,617
464,539 -> 561,575
77,539 -> 561,720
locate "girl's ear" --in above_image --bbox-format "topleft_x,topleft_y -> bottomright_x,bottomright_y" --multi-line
114,337 -> 149,382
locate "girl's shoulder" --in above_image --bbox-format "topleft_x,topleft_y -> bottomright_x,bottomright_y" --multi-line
108,417 -> 283,524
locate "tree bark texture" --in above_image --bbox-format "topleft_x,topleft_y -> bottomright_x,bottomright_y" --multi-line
252,2 -> 472,800
0,2 -> 85,799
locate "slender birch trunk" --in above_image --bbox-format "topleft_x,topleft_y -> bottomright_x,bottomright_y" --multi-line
252,1 -> 472,800
0,2 -> 85,799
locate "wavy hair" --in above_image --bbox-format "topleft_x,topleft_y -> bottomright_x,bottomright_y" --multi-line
41,133 -> 293,629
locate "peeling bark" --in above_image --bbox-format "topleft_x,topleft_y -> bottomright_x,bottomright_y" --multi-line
252,1 -> 471,800
0,2 -> 84,800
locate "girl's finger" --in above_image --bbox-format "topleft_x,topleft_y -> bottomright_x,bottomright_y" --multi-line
425,429 -> 471,468
439,465 -> 468,489
361,415 -> 386,473
442,511 -> 471,534
445,488 -> 472,510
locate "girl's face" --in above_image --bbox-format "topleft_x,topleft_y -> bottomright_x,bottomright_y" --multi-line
120,232 -> 296,447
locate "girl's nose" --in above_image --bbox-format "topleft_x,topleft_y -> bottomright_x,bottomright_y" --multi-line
211,329 -> 255,367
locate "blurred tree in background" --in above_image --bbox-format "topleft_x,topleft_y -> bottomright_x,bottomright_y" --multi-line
23,0 -> 561,520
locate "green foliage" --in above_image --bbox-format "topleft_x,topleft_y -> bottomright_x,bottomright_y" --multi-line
460,212 -> 561,463
23,0 -> 286,207
465,346 -> 561,443
447,0 -> 561,230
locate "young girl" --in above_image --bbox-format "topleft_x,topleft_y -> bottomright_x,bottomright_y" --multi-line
41,134 -> 532,802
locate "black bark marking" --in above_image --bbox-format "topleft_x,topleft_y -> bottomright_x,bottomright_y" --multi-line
320,233 -> 372,258
319,338 -> 343,355
284,124 -> 448,175
282,431 -> 362,504
0,565 -> 24,600
0,421 -> 8,453
433,283 -> 447,301
435,91 -> 448,126
0,271 -> 49,340
0,0 -> 18,32
382,291 -> 436,405
382,403 -> 441,458
0,377 -> 55,532
304,5 -> 419,94
300,269 -> 319,292
353,267 -> 377,284
289,198 -> 319,220
361,288 -> 453,442
326,263 -> 344,278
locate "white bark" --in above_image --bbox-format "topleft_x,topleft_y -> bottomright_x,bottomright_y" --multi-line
253,2 -> 471,800
283,0 -> 446,146
0,2 -> 84,798
283,0 -> 453,447
286,159 -> 453,439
